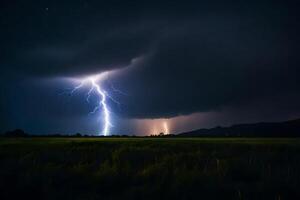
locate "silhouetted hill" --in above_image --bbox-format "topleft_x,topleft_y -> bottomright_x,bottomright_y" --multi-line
178,118 -> 300,137
4,129 -> 28,137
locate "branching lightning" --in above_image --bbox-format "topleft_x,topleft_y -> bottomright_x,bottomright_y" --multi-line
66,72 -> 118,136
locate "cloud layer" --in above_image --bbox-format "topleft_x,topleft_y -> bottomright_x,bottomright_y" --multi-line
1,0 -> 299,133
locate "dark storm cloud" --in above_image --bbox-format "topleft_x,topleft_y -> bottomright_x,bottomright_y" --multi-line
111,13 -> 300,118
2,0 -> 284,76
1,0 -> 173,77
1,18 -> 157,76
19,26 -> 156,76
0,0 -> 299,133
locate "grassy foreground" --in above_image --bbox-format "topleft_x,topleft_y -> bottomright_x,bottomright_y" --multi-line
0,138 -> 299,200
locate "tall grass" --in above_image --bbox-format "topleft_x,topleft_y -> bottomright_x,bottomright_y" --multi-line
0,138 -> 299,199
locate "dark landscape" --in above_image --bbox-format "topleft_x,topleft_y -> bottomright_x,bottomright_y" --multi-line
1,118 -> 300,199
1,137 -> 300,200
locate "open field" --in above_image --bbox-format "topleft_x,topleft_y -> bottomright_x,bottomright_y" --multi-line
0,138 -> 300,199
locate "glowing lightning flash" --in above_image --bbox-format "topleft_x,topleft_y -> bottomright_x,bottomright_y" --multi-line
68,73 -> 115,136
163,121 -> 169,135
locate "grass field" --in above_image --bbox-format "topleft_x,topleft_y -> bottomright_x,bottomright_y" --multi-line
0,138 -> 299,200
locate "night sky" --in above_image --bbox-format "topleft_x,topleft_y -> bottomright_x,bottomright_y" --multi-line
1,0 -> 299,135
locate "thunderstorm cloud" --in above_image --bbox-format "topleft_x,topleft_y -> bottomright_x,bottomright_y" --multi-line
1,0 -> 299,134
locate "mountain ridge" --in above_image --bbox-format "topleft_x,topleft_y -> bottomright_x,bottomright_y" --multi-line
177,118 -> 300,137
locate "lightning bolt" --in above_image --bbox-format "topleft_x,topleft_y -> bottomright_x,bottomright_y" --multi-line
90,78 -> 111,136
163,121 -> 169,135
66,73 -> 116,136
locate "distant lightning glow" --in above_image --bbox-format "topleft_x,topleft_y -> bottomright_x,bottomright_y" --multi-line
68,72 -> 115,136
163,121 -> 169,135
